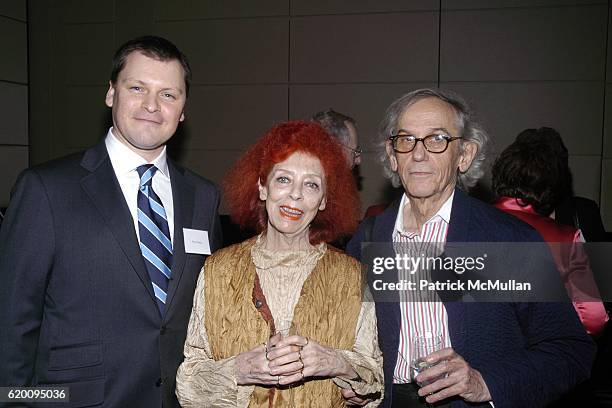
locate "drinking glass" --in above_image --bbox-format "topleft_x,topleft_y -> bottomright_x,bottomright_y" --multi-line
411,333 -> 445,407
410,332 -> 444,386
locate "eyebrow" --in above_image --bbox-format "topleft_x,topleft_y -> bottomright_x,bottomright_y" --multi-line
273,168 -> 323,179
121,78 -> 185,95
395,127 -> 451,134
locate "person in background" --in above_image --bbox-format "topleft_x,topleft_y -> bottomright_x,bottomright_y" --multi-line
176,121 -> 383,407
491,134 -> 608,335
313,109 -> 362,169
516,127 -> 607,242
313,109 -> 363,249
0,36 -> 222,407
347,88 -> 595,407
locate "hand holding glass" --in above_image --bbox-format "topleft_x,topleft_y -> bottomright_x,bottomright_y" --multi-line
411,333 -> 445,386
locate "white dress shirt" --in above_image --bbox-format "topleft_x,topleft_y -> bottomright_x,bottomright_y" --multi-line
392,192 -> 454,383
105,128 -> 174,243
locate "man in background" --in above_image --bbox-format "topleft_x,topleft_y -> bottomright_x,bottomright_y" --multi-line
313,108 -> 362,169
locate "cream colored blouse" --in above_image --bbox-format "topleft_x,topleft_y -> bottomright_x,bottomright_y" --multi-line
176,236 -> 383,407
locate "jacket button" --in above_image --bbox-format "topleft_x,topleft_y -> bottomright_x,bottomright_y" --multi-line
255,299 -> 263,309
156,378 -> 164,387
160,325 -> 166,335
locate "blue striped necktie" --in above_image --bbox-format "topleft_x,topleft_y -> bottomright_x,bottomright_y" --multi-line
137,164 -> 173,313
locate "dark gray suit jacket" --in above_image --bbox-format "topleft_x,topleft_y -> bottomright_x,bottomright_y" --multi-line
0,141 -> 222,407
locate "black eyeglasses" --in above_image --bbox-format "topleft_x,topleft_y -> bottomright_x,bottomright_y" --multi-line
388,133 -> 462,154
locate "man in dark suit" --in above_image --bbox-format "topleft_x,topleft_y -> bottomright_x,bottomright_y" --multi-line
345,88 -> 595,407
0,36 -> 222,407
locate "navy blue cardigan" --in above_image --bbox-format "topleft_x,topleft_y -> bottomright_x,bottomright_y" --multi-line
347,189 -> 595,408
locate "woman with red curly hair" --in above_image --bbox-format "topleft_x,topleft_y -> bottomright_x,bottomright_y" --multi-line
176,121 -> 383,407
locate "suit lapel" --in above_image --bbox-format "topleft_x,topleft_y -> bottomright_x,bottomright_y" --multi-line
79,142 -> 157,306
371,200 -> 403,392
444,188 -> 473,351
373,200 -> 402,337
373,199 -> 400,242
446,188 -> 472,243
163,160 -> 195,317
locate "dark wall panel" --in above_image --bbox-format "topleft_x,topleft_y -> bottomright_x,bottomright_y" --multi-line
441,6 -> 607,81
443,82 -> 604,155
291,13 -> 438,83
0,0 -> 25,20
62,0 -> 114,23
61,86 -> 109,149
291,0 -> 437,15
154,0 -> 287,20
0,16 -> 27,83
183,85 -> 288,150
61,24 -> 116,85
0,146 -> 28,206
0,83 -> 28,145
568,155 -> 602,201
157,18 -> 289,84
442,0 -> 606,9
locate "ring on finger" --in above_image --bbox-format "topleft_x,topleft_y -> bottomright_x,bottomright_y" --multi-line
276,375 -> 280,386
298,350 -> 304,369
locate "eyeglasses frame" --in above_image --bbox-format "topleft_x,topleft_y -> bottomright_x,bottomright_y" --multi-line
341,143 -> 363,160
388,133 -> 462,154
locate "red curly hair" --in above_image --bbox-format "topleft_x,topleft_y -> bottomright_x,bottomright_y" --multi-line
223,120 -> 360,245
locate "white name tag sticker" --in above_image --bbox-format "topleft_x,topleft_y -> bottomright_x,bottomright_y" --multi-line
183,228 -> 211,255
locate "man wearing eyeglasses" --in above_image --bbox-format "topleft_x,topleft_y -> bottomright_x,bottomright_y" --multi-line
346,88 -> 594,407
312,109 -> 362,169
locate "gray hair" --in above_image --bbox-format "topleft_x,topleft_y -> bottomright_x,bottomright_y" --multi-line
312,109 -> 356,146
377,88 -> 489,190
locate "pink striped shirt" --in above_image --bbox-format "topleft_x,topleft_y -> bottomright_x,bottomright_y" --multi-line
392,193 -> 453,383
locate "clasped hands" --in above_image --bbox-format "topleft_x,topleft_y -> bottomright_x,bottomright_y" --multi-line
414,347 -> 491,405
235,333 -> 357,388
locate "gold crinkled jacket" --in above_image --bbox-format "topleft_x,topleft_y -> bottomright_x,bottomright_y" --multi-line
204,237 -> 364,407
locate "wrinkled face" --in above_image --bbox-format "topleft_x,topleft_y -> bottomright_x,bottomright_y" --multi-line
105,51 -> 186,161
386,97 -> 476,201
344,121 -> 361,168
259,151 -> 327,240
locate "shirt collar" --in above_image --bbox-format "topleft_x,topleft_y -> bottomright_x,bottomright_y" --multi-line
105,127 -> 169,178
394,191 -> 454,236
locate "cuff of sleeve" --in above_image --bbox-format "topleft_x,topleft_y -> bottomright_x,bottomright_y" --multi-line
212,356 -> 239,394
177,355 -> 250,408
332,349 -> 382,397
229,358 -> 255,407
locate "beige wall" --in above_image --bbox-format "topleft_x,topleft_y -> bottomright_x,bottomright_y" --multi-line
24,0 -> 612,229
0,0 -> 27,208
